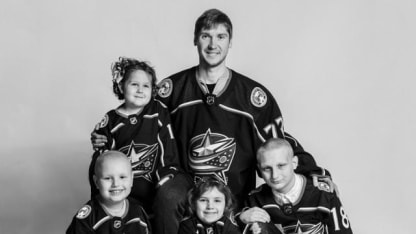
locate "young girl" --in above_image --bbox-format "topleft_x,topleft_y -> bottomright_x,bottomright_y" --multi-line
178,178 -> 241,234
89,57 -> 180,213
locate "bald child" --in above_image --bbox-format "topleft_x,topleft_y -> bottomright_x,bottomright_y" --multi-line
239,139 -> 353,234
67,151 -> 151,234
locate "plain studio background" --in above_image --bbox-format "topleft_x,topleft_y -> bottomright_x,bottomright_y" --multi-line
1,0 -> 415,233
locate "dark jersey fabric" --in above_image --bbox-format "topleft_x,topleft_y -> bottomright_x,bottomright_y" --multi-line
157,67 -> 322,208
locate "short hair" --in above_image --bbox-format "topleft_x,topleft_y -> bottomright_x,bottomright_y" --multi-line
187,177 -> 235,218
111,57 -> 158,100
194,8 -> 233,44
94,150 -> 131,176
256,138 -> 294,162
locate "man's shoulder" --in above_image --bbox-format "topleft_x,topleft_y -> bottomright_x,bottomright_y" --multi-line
157,66 -> 196,100
230,69 -> 275,108
165,66 -> 196,81
230,69 -> 267,89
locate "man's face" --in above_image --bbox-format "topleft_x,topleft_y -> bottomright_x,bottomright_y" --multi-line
258,147 -> 297,194
195,24 -> 232,68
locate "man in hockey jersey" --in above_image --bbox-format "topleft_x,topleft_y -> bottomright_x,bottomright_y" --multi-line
92,8 -> 333,234
239,139 -> 352,234
155,6 -> 331,205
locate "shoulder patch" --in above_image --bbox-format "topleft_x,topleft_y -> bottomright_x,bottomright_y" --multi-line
317,181 -> 331,192
95,114 -> 109,130
250,87 -> 267,108
76,205 -> 92,219
157,79 -> 173,98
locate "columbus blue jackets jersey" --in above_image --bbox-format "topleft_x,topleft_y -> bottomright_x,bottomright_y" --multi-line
66,197 -> 150,234
156,66 -> 322,208
245,176 -> 353,234
93,99 -> 180,207
178,216 -> 241,234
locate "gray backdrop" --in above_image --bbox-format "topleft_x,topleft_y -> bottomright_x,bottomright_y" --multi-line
1,0 -> 415,233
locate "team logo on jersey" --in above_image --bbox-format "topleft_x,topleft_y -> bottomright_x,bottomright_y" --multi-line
251,87 -> 267,108
76,205 -> 91,219
283,221 -> 325,234
317,181 -> 331,192
188,129 -> 236,184
95,114 -> 109,130
157,79 -> 173,98
119,141 -> 159,181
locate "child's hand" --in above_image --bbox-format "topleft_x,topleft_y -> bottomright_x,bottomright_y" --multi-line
250,222 -> 261,234
239,207 -> 270,224
90,131 -> 108,150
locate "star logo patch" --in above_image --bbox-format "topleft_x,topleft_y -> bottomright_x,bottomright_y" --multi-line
119,141 -> 159,181
188,129 -> 236,184
284,221 -> 325,234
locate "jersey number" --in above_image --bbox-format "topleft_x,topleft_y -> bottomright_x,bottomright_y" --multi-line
331,206 -> 350,231
263,117 -> 283,138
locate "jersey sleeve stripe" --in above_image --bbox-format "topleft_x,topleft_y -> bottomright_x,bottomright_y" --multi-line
93,216 -> 111,230
218,104 -> 266,142
171,100 -> 204,114
157,134 -> 165,166
298,206 -> 330,213
125,217 -> 148,227
143,113 -> 159,119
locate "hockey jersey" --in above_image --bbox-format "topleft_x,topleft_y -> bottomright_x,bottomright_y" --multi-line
66,197 -> 150,234
156,66 -> 322,208
178,216 -> 241,234
245,176 -> 353,234
93,99 -> 180,207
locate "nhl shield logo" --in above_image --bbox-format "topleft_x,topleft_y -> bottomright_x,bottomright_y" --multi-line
188,129 -> 236,184
113,220 -> 122,229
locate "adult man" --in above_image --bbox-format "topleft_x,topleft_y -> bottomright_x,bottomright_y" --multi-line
93,9 -> 332,234
155,8 -> 328,207
239,138 -> 352,234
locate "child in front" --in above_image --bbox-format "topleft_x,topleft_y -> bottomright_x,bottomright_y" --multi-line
67,151 -> 151,234
178,177 -> 241,234
239,138 -> 353,234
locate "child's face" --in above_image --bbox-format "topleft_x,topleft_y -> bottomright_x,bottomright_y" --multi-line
94,156 -> 133,206
121,70 -> 152,111
195,187 -> 226,224
258,147 -> 297,194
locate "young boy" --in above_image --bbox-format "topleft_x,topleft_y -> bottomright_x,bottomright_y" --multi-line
239,139 -> 353,234
67,151 -> 151,234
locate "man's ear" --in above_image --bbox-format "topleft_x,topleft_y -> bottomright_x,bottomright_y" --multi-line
292,155 -> 299,170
